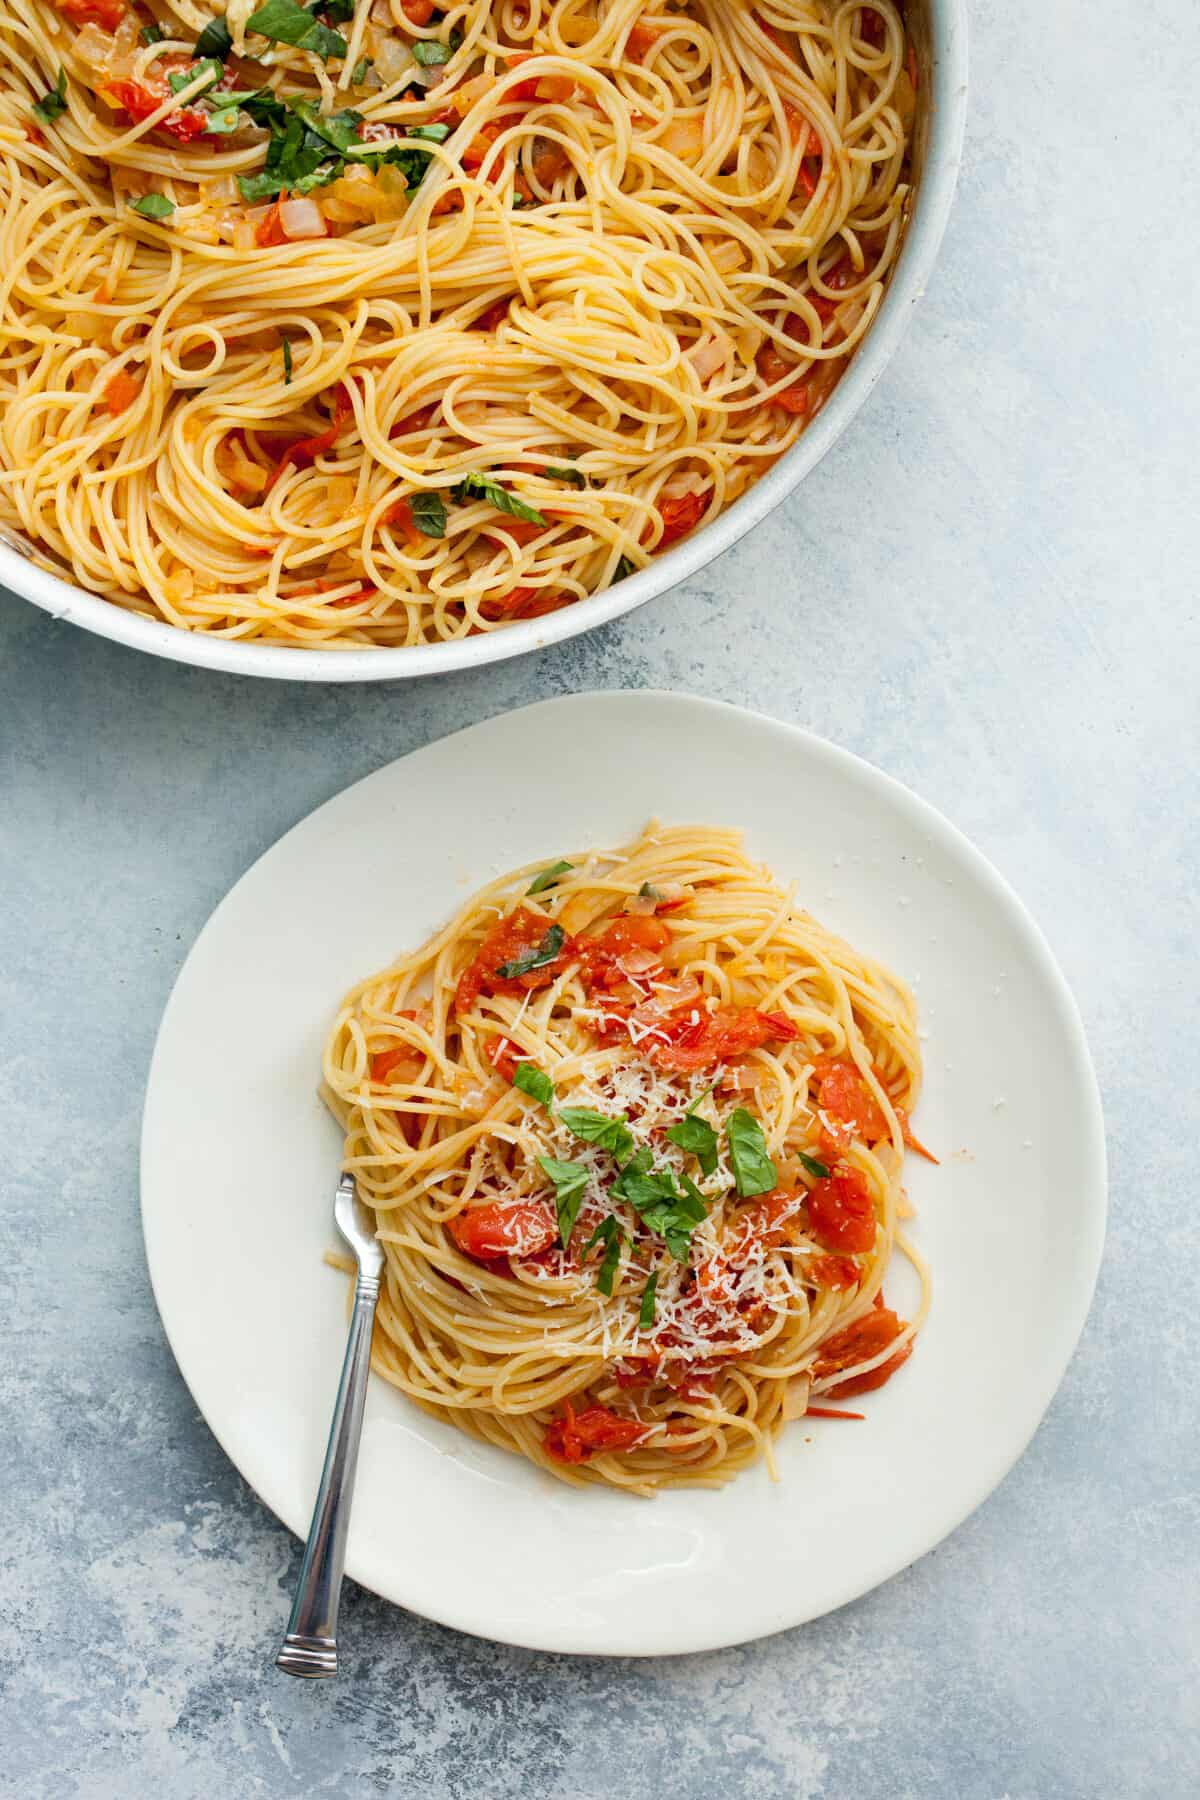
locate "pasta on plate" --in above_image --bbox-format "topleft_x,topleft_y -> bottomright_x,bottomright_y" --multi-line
0,1 -> 916,645
323,824 -> 934,1494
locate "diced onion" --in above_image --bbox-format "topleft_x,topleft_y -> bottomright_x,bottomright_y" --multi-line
651,974 -> 704,1009
618,948 -> 661,976
163,567 -> 194,604
659,115 -> 705,160
781,1375 -> 811,1422
685,331 -> 732,382
278,197 -> 327,240
374,37 -> 415,86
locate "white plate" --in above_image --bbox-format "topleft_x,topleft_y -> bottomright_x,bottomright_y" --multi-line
141,693 -> 1105,1655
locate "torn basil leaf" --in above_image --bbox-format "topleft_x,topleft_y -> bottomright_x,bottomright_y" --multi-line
513,1063 -> 554,1108
494,923 -> 565,980
538,1156 -> 589,1250
726,1108 -> 777,1198
526,859 -> 573,895
559,1108 -> 635,1165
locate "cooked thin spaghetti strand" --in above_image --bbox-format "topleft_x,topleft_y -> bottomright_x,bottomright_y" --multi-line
0,1 -> 916,645
323,823 -> 932,1493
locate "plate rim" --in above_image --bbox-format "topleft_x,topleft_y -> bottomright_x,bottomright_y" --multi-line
140,690 -> 1107,1654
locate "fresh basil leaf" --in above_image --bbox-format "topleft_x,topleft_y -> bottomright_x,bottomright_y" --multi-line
409,490 -> 447,537
237,89 -> 289,130
140,24 -> 166,46
168,59 -> 223,97
513,1062 -> 554,1108
32,68 -> 67,125
559,1108 -> 635,1165
129,193 -> 175,220
526,859 -> 573,895
404,122 -> 452,143
797,1149 -> 830,1181
679,1172 -> 708,1211
646,1180 -> 708,1262
203,100 -> 244,133
726,1108 -> 777,1198
412,37 -> 455,66
291,97 -> 364,154
494,923 -> 564,981
615,555 -> 635,581
195,15 -> 233,58
582,1214 -> 623,1295
538,1155 -> 589,1250
597,1230 -> 622,1294
542,464 -> 586,488
236,107 -> 340,200
246,0 -> 347,58
349,55 -> 371,85
609,1157 -> 705,1262
321,0 -> 357,21
665,1111 -> 718,1177
639,1270 -> 658,1329
609,1150 -> 667,1212
454,472 -> 545,525
281,336 -> 293,383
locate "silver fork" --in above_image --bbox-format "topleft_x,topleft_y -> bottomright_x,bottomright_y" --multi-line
276,1172 -> 384,1679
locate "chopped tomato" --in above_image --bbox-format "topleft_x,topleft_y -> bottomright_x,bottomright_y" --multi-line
806,1254 -> 861,1290
812,1057 -> 890,1145
401,0 -> 437,21
812,1304 -> 913,1395
371,1044 -> 422,1084
101,78 -> 210,142
25,124 -> 47,148
544,1400 -> 649,1463
478,586 -> 571,622
485,516 -> 543,546
386,497 -> 423,552
858,6 -> 886,47
626,21 -> 664,60
453,906 -> 577,1013
809,258 -> 860,323
655,488 -> 709,546
449,1199 -> 558,1261
578,913 -> 672,987
533,74 -> 576,102
805,1405 -> 866,1420
485,1035 -> 521,1080
57,0 -> 126,24
103,371 -> 140,416
389,404 -> 438,437
649,1005 -> 798,1073
474,297 -> 512,332
896,1105 -> 939,1163
782,101 -> 812,149
611,1352 -> 662,1389
462,120 -> 503,170
267,382 -> 354,490
739,1186 -> 804,1249
806,1163 -> 877,1253
757,345 -> 811,414
254,199 -> 289,249
532,145 -> 570,186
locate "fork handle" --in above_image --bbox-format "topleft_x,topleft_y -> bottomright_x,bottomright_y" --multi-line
276,1271 -> 381,1678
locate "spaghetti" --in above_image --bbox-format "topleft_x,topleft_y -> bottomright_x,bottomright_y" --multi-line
323,824 -> 933,1493
0,1 -> 916,646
